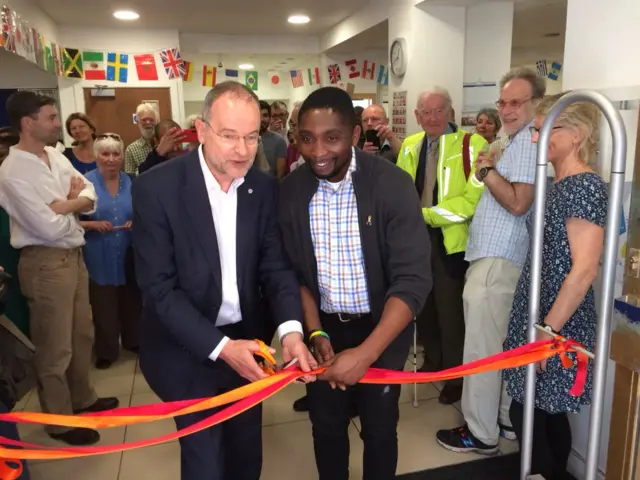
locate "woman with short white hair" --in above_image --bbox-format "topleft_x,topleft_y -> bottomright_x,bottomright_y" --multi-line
80,134 -> 140,369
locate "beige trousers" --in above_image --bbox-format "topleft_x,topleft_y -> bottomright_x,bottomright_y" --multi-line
461,257 -> 521,445
19,246 -> 97,434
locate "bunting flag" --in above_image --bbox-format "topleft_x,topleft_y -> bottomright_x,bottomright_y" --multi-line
290,70 -> 304,88
31,28 -> 41,67
225,69 -> 239,78
62,47 -> 82,78
328,64 -> 341,84
269,72 -> 280,85
376,65 -> 389,86
547,62 -> 562,81
202,65 -> 216,87
133,54 -> 157,81
160,47 -> 184,80
83,51 -> 106,80
245,71 -> 258,91
1,6 -> 15,53
361,60 -> 375,80
345,58 -> 360,78
307,67 -> 320,85
182,60 -> 194,81
44,45 -> 54,74
106,52 -> 128,83
536,60 -> 548,77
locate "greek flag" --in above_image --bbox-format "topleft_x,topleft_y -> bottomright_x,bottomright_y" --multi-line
536,60 -> 548,77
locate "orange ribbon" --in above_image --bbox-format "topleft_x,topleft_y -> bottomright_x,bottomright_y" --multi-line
0,337 -> 588,479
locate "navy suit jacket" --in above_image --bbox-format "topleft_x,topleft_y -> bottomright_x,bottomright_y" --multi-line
131,149 -> 302,400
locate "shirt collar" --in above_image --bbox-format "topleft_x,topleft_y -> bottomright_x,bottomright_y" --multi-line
198,144 -> 245,193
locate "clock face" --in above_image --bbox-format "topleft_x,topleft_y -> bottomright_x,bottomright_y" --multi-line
390,39 -> 406,76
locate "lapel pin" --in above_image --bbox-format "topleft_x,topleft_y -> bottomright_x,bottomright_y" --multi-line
248,188 -> 253,194
366,215 -> 372,226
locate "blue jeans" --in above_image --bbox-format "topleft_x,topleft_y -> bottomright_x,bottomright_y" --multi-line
0,401 -> 30,479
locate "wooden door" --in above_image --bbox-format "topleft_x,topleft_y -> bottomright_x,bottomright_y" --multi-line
83,87 -> 172,148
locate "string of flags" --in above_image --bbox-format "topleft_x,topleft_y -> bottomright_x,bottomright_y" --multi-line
536,59 -> 563,81
1,4 -> 389,91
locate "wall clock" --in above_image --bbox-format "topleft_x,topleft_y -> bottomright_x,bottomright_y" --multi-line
390,37 -> 408,77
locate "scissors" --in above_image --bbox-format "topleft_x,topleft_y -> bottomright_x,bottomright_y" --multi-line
253,339 -> 299,375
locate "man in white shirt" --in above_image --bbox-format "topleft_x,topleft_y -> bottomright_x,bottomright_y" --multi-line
0,91 -> 119,446
132,81 -> 316,480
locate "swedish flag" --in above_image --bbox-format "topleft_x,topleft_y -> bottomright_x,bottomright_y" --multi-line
107,52 -> 129,83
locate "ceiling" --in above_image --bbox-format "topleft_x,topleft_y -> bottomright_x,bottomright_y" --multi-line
32,0 -> 371,35
327,0 -> 567,65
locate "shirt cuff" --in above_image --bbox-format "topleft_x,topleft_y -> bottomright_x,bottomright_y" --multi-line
277,320 -> 303,343
209,336 -> 230,361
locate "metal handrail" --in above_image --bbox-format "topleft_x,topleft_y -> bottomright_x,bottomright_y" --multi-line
521,90 -> 627,480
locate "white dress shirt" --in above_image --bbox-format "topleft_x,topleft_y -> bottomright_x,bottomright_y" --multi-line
197,147 -> 302,361
0,146 -> 97,249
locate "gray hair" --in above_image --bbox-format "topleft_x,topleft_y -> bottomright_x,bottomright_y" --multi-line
417,87 -> 452,109
201,81 -> 259,122
184,114 -> 201,129
93,133 -> 124,158
476,108 -> 502,131
135,103 -> 159,121
499,67 -> 546,99
271,100 -> 288,111
365,104 -> 388,119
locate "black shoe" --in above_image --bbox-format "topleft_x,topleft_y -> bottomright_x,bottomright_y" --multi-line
439,384 -> 462,404
49,427 -> 100,446
74,397 -> 119,414
95,359 -> 113,370
293,395 -> 309,412
436,425 -> 499,455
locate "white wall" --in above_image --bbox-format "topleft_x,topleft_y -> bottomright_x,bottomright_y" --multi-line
55,27 -> 185,145
180,33 -> 319,55
0,49 -> 58,89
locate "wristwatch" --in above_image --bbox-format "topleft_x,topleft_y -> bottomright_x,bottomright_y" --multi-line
477,166 -> 494,180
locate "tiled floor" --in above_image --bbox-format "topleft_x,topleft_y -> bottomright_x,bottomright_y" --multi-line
15,350 -> 518,479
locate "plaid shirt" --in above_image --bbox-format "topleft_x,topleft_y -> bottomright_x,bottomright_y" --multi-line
465,122 -> 537,267
124,137 -> 154,175
309,151 -> 370,314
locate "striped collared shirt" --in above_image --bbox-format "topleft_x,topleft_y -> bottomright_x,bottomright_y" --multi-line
309,150 -> 370,314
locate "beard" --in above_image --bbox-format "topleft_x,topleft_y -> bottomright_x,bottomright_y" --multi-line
139,124 -> 155,140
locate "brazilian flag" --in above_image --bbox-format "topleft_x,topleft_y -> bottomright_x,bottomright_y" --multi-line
245,71 -> 258,91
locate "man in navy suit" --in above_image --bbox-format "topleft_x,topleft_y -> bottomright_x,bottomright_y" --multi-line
132,81 -> 316,480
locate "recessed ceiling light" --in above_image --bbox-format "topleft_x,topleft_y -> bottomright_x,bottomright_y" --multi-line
238,63 -> 255,70
288,14 -> 310,24
113,10 -> 139,20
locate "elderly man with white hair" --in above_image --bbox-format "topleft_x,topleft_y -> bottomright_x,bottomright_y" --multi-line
396,87 -> 487,405
124,103 -> 159,175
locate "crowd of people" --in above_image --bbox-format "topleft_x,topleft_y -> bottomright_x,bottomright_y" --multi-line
0,65 -> 606,480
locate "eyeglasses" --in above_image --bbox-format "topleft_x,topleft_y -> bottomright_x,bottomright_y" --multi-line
496,98 -> 531,110
529,125 -> 564,136
203,121 -> 261,146
96,133 -> 121,140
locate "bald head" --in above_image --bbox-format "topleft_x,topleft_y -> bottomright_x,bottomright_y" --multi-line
362,104 -> 389,131
415,87 -> 453,138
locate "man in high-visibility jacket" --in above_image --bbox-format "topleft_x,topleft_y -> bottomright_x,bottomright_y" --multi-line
397,87 -> 487,405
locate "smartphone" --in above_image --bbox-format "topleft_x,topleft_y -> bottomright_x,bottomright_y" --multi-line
181,128 -> 198,143
365,129 -> 381,149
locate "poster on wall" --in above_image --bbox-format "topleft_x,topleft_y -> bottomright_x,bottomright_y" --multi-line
392,91 -> 407,138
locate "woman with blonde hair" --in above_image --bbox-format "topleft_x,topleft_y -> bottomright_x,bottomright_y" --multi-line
80,134 -> 140,369
63,113 -> 98,174
502,92 -> 606,479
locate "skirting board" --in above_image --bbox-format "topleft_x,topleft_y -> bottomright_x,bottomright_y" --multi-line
567,448 -> 606,480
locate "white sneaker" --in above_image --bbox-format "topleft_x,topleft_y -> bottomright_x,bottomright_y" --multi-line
499,424 -> 517,441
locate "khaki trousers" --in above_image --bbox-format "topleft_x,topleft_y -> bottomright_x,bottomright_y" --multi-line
461,257 -> 521,445
19,246 -> 97,434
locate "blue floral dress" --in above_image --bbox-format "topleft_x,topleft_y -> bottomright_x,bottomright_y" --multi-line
503,172 -> 608,414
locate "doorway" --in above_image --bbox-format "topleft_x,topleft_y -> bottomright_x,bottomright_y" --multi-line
83,87 -> 172,148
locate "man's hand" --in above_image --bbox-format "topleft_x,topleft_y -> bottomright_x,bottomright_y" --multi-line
319,347 -> 373,390
93,221 -> 114,233
68,176 -> 85,200
271,119 -> 284,132
282,332 -> 317,383
474,148 -> 497,181
376,124 -> 402,156
123,220 -> 133,230
362,142 -> 379,154
156,128 -> 185,156
219,339 -> 273,382
311,336 -> 338,388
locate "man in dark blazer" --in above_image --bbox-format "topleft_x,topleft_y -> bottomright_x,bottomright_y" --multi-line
132,81 -> 316,480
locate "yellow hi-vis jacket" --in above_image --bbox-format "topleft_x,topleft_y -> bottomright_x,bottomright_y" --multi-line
397,130 -> 488,255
